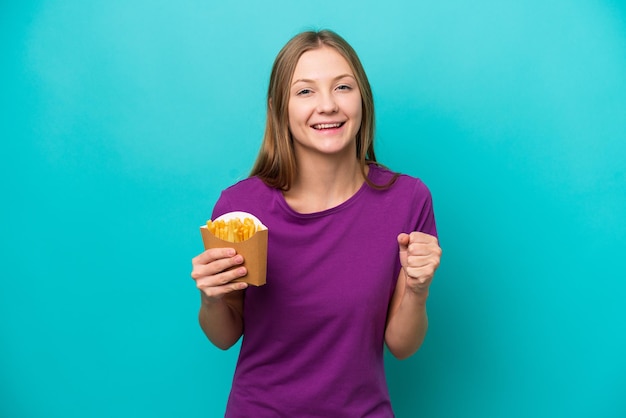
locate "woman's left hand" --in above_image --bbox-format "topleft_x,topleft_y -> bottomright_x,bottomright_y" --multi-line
397,232 -> 442,296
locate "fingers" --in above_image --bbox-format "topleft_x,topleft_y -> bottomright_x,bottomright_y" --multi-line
192,254 -> 242,280
407,231 -> 438,245
407,232 -> 440,256
398,231 -> 442,292
192,247 -> 236,267
191,248 -> 249,300
199,271 -> 249,300
403,263 -> 438,283
398,232 -> 441,258
404,244 -> 441,273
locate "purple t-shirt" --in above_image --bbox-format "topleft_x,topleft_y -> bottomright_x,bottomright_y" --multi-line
211,164 -> 437,417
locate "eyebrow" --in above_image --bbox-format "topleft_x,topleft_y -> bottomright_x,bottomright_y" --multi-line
291,74 -> 356,86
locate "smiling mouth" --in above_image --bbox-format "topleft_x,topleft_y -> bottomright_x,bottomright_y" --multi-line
312,122 -> 344,130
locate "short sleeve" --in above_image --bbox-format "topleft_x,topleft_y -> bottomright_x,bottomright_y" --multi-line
210,191 -> 234,220
412,180 -> 438,239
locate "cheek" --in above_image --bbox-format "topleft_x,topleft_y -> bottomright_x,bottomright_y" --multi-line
287,102 -> 304,127
350,103 -> 363,129
287,104 -> 297,130
346,95 -> 363,121
355,106 -> 363,125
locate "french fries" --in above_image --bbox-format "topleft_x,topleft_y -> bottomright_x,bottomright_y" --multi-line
206,217 -> 260,242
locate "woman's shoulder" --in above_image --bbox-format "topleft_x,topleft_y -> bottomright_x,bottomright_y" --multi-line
222,175 -> 264,192
221,176 -> 275,206
368,163 -> 430,193
220,176 -> 274,200
212,176 -> 276,218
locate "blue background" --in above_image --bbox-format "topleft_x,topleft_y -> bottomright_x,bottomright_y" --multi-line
2,1 -> 625,417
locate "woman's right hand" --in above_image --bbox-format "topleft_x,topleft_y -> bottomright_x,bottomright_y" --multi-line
191,248 -> 248,302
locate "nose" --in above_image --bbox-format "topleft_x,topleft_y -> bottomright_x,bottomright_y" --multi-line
316,92 -> 338,113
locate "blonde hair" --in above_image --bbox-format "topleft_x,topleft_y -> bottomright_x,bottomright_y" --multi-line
250,29 -> 394,190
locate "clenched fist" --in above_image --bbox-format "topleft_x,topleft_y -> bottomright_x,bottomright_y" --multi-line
397,232 -> 442,296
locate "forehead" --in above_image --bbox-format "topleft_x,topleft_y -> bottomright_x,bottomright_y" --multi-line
291,46 -> 354,80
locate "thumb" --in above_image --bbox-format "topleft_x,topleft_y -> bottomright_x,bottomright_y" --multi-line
397,232 -> 410,250
397,233 -> 409,269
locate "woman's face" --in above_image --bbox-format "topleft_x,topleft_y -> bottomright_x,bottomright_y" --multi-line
287,46 -> 362,160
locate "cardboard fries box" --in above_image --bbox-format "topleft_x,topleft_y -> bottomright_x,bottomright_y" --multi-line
199,211 -> 268,286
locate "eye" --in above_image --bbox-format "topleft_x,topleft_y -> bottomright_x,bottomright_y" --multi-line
296,88 -> 313,96
336,84 -> 352,91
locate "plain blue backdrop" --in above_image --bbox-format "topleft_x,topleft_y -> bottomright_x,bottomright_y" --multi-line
2,1 -> 625,417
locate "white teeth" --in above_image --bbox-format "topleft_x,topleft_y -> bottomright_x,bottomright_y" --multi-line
313,123 -> 342,129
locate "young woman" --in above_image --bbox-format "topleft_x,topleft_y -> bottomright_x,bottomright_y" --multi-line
191,29 -> 442,417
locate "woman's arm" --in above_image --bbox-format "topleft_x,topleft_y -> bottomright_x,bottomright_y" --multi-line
198,290 -> 245,350
385,232 -> 441,359
191,247 -> 249,350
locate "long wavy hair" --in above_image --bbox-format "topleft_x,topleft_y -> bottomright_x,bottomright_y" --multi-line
250,29 -> 395,190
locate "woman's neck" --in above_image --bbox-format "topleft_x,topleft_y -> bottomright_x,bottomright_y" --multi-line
283,155 -> 367,214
